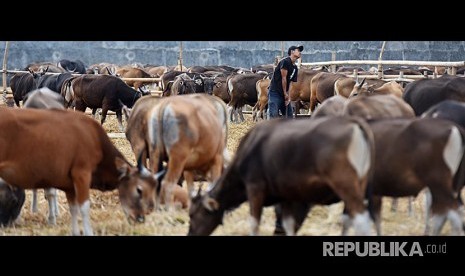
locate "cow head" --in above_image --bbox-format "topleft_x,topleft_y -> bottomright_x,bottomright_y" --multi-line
115,157 -> 157,224
187,191 -> 223,236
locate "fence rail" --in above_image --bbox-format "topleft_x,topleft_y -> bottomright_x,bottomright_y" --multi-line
1,69 -> 162,83
301,60 -> 465,67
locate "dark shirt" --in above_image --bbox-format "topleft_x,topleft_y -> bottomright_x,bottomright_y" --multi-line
269,56 -> 298,95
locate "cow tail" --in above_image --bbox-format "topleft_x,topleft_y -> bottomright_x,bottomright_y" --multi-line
452,127 -> 465,205
348,116 -> 376,211
156,100 -> 168,163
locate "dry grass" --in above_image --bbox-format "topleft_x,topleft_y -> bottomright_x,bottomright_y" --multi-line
0,109 -> 453,236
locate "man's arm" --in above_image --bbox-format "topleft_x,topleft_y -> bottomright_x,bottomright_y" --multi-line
281,68 -> 289,104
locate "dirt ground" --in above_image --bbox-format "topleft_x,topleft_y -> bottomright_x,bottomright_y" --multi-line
0,108 -> 453,236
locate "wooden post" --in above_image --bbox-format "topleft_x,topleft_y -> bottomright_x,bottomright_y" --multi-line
178,41 -> 183,72
331,52 -> 336,73
452,66 -> 457,75
281,41 -> 284,59
2,41 -> 9,103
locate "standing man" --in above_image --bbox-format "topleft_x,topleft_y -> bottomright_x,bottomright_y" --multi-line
267,45 -> 303,119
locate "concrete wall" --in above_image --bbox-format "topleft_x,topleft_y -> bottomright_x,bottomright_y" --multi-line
1,41 -> 464,71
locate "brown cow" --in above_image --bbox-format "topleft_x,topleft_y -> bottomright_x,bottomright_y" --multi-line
289,69 -> 320,116
343,94 -> 415,120
147,94 -> 228,210
350,80 -> 404,98
212,76 -> 230,104
252,78 -> 270,121
311,95 -> 346,118
188,116 -> 374,236
0,108 -> 158,235
309,72 -> 348,113
116,67 -> 152,91
23,87 -> 65,224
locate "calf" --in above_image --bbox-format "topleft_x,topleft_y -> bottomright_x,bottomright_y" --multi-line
188,116 -> 374,236
0,108 -> 158,235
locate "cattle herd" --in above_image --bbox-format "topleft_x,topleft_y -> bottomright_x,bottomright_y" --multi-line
2,58 -> 465,236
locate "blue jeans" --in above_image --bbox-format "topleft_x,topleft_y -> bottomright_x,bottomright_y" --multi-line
267,90 -> 292,119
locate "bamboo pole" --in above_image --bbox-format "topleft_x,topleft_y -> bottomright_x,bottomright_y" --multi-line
179,41 -> 183,72
2,41 -> 10,103
281,41 -> 284,58
377,41 -> 387,79
331,52 -> 336,72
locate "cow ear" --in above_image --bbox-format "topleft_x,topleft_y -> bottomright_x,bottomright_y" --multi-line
115,157 -> 131,180
202,196 -> 219,212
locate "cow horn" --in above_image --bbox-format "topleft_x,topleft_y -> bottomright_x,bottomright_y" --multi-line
202,195 -> 219,212
154,169 -> 166,183
358,78 -> 366,88
136,153 -> 150,177
196,186 -> 202,197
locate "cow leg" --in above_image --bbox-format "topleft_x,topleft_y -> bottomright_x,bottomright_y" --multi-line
239,107 -> 245,122
246,186 -> 265,236
227,105 -> 235,123
280,202 -> 296,236
233,107 -> 240,123
424,188 -> 432,235
100,107 -> 109,127
71,168 -> 93,236
331,178 -> 371,236
252,102 -> 259,122
162,154 -> 188,211
291,101 -> 299,118
44,188 -> 58,225
183,171 -> 195,199
273,204 -> 285,235
407,197 -> 414,217
65,191 -> 80,236
309,95 -> 318,114
390,198 -> 398,212
429,180 -> 462,236
368,195 -> 382,236
31,189 -> 38,213
341,207 -> 352,236
115,109 -> 124,132
207,153 -> 224,191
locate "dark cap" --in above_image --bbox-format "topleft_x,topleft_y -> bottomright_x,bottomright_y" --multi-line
288,45 -> 304,55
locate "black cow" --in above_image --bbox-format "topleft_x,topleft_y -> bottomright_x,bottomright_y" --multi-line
0,178 -> 25,226
10,72 -> 40,107
227,73 -> 266,123
188,116 -> 374,236
403,75 -> 465,116
36,72 -> 73,94
422,100 -> 465,127
61,75 -> 150,131
57,59 -> 87,74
